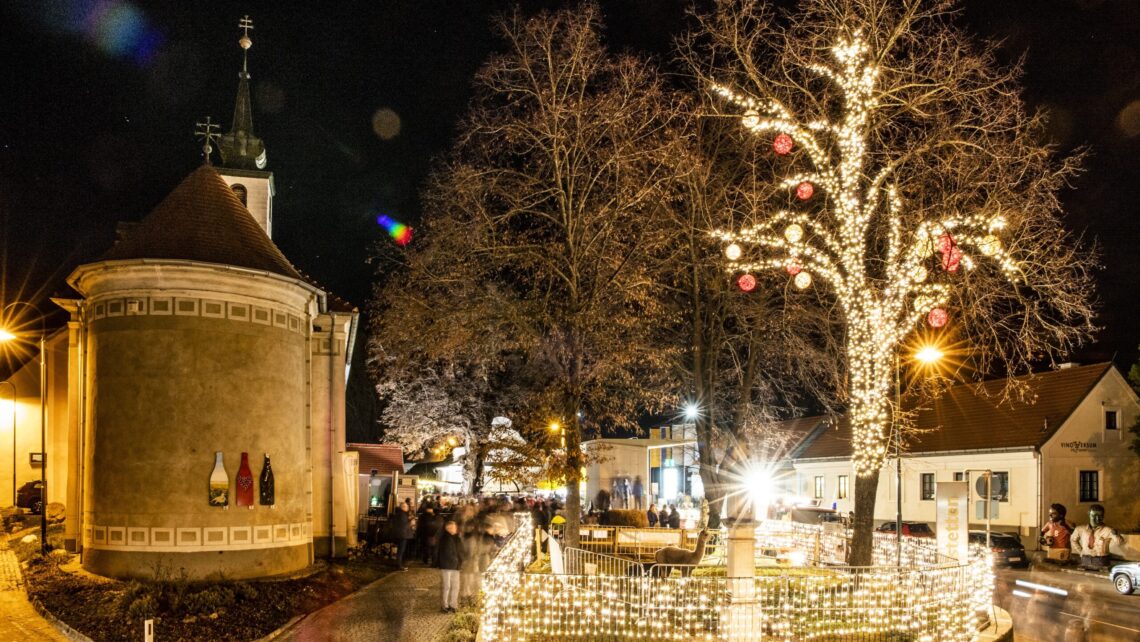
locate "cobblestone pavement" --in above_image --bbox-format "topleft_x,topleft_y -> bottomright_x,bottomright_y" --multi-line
0,546 -> 68,641
274,564 -> 456,642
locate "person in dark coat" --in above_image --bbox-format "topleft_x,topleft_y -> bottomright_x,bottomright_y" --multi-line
667,505 -> 681,529
417,507 -> 443,565
647,504 -> 659,527
390,503 -> 415,570
437,519 -> 464,612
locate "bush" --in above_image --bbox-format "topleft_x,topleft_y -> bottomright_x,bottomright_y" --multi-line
603,509 -> 648,528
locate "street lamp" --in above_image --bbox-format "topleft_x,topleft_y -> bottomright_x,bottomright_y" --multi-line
683,403 -> 699,422
893,342 -> 945,565
1,380 -> 14,506
0,301 -> 48,554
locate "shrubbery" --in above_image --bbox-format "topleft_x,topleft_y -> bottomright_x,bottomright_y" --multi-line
603,509 -> 648,528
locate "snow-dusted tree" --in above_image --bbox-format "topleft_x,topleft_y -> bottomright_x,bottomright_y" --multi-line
405,3 -> 686,547
686,0 -> 1096,565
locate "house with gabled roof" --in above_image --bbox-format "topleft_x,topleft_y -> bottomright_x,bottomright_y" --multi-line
783,363 -> 1140,547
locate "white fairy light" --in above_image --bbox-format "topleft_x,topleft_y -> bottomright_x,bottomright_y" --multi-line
710,32 -> 1020,477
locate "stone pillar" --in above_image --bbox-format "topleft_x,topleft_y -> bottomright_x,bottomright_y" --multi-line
724,493 -> 757,640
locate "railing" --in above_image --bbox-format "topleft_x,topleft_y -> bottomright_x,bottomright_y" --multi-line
563,547 -> 645,577
483,518 -> 993,641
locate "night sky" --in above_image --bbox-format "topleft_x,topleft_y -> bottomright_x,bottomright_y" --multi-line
4,0 -> 1140,376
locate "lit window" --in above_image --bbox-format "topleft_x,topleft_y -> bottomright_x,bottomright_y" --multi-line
837,475 -> 849,499
1079,471 -> 1099,502
814,476 -> 825,499
921,473 -> 935,501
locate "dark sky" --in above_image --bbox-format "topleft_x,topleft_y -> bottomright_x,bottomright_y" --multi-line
3,0 -> 1140,372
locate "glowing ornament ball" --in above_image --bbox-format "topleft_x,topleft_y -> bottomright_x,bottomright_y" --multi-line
376,214 -> 414,246
725,243 -> 742,261
794,271 -> 812,289
941,246 -> 963,272
796,182 -> 814,201
737,273 -> 757,292
785,261 -> 802,276
784,223 -> 804,243
773,133 -> 794,155
928,307 -> 949,328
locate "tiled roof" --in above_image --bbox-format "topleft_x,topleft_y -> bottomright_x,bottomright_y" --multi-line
101,165 -> 302,280
348,443 -> 406,475
793,363 -> 1114,459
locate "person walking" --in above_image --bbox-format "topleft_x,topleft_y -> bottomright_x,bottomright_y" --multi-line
390,502 -> 414,570
437,519 -> 464,613
417,506 -> 443,566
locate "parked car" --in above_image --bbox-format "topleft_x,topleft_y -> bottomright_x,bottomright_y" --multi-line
16,480 -> 43,514
968,531 -> 1028,568
1110,561 -> 1140,595
875,521 -> 935,538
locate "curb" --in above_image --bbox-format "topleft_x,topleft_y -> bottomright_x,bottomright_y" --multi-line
252,569 -> 402,642
27,592 -> 94,642
976,605 -> 1013,642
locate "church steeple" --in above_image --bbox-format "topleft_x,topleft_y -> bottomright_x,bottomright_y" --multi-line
218,15 -> 267,170
213,15 -> 275,239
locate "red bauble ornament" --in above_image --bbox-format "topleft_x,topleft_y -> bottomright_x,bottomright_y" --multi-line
773,133 -> 794,155
737,273 -> 757,292
785,262 -> 802,276
928,307 -> 949,328
941,246 -> 963,272
936,233 -> 955,255
796,182 -> 814,201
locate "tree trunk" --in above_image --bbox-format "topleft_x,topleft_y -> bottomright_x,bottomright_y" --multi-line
472,447 -> 486,495
849,468 -> 880,566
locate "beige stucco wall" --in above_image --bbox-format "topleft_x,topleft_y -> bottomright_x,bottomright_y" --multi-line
310,311 -> 350,558
72,262 -> 318,579
1040,368 -> 1140,534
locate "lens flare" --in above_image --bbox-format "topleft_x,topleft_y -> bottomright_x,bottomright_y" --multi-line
376,214 -> 414,246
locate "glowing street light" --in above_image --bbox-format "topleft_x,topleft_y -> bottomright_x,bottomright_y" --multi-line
683,404 -> 699,421
0,330 -> 16,342
914,345 -> 944,364
548,421 -> 561,433
0,301 -> 47,554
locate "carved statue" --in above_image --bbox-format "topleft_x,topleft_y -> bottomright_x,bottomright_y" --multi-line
1071,504 -> 1124,570
653,529 -> 710,577
1039,503 -> 1072,562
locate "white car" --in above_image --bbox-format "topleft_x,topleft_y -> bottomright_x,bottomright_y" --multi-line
1110,561 -> 1140,595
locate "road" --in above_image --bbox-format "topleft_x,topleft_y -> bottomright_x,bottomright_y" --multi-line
993,564 -> 1140,641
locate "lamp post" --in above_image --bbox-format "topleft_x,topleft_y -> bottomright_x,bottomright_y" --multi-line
1,380 -> 14,506
893,343 -> 944,565
1,301 -> 48,554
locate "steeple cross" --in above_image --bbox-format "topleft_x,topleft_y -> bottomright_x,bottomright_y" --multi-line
195,117 -> 221,165
239,15 -> 254,38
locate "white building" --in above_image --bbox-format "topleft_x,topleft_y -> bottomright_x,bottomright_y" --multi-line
583,437 -> 697,509
786,363 -> 1140,548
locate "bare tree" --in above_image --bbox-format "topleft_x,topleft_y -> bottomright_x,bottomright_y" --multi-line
684,0 -> 1096,565
651,110 -> 840,523
380,3 -> 686,547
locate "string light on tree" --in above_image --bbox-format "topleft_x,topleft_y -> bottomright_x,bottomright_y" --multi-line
708,30 -> 1022,478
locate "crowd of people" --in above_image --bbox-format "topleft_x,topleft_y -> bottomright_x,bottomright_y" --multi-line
373,494 -> 535,612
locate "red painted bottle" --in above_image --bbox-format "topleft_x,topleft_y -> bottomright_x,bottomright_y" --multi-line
236,452 -> 254,508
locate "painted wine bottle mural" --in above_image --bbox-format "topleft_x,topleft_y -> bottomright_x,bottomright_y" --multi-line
259,453 -> 275,506
236,452 -> 254,507
209,452 -> 229,506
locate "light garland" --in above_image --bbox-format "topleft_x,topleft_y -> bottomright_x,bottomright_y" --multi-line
479,518 -> 994,640
711,32 -> 1022,476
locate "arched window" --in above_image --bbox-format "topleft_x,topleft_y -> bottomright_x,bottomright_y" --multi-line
231,184 -> 248,205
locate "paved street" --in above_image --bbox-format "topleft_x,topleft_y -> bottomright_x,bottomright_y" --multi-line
994,564 -> 1140,641
0,546 -> 68,642
274,565 -> 456,642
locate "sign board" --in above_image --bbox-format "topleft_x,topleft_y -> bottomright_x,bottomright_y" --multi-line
936,482 -> 968,563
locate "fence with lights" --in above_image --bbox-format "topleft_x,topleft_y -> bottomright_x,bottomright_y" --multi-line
481,513 -> 994,641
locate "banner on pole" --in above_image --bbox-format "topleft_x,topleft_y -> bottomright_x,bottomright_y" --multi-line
935,481 -> 969,563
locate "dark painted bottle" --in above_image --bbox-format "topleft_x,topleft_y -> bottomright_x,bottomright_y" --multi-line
259,453 -> 275,506
236,452 -> 254,507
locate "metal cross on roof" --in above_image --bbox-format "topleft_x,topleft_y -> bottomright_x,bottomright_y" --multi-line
239,15 -> 254,37
195,117 -> 221,165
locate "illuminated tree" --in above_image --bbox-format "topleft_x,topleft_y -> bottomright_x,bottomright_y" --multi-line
685,0 -> 1096,564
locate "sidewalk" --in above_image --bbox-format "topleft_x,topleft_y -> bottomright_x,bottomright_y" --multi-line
0,545 -> 68,641
272,565 -> 456,642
